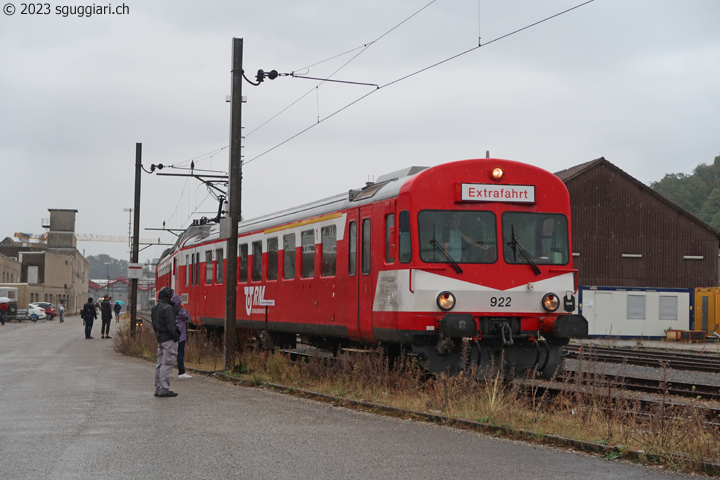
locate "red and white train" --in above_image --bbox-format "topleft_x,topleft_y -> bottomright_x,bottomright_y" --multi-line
156,158 -> 588,377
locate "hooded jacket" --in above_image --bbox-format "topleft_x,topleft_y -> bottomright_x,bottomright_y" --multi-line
172,294 -> 189,343
151,287 -> 179,343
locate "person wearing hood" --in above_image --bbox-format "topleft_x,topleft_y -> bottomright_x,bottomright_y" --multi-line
81,297 -> 97,339
151,287 -> 180,397
172,294 -> 192,379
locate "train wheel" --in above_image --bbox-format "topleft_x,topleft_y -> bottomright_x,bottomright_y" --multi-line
539,344 -> 562,380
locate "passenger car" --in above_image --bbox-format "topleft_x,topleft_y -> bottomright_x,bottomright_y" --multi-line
31,302 -> 57,319
27,304 -> 47,320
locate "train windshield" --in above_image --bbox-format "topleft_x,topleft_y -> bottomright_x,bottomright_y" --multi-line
501,212 -> 569,265
418,210 -> 497,264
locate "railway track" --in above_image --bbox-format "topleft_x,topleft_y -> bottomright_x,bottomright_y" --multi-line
564,344 -> 720,373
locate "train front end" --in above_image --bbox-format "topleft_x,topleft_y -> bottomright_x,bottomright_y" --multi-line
379,158 -> 588,378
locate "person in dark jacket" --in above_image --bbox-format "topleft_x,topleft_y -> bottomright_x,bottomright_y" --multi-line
151,287 -> 179,397
100,296 -> 113,339
113,301 -> 121,323
81,297 -> 97,339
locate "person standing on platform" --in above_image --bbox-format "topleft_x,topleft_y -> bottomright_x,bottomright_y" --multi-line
100,296 -> 113,339
82,297 -> 97,339
172,294 -> 192,379
152,287 -> 179,397
113,301 -> 121,323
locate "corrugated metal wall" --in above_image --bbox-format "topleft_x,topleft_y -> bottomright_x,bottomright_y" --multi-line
565,164 -> 718,289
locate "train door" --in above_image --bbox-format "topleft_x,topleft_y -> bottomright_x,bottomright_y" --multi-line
346,209 -> 360,340
358,205 -> 375,342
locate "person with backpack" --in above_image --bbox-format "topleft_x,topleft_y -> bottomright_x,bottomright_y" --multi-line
81,297 -> 97,339
151,287 -> 179,398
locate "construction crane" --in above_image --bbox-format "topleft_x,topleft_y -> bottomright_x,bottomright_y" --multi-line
13,232 -> 158,244
75,233 -> 158,243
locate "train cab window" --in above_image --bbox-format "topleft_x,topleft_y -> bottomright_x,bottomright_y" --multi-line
301,230 -> 314,278
205,251 -> 213,284
501,213 -> 569,265
283,234 -> 295,280
398,210 -> 412,263
267,237 -> 279,281
419,210 -> 497,264
385,214 -> 395,264
362,218 -> 371,275
321,225 -> 336,277
239,244 -> 248,283
216,248 -> 224,284
348,221 -> 357,276
252,241 -> 263,282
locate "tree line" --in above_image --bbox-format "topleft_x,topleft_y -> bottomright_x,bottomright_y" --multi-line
87,254 -> 129,280
650,154 -> 720,231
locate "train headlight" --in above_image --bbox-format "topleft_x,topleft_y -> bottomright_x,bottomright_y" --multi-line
542,293 -> 560,312
437,291 -> 456,311
490,167 -> 504,181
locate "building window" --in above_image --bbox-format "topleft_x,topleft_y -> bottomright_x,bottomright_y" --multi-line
267,237 -> 278,281
321,225 -> 336,277
627,295 -> 646,320
283,234 -> 296,280
659,295 -> 678,320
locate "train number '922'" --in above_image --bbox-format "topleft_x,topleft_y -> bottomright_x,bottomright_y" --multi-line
490,297 -> 511,307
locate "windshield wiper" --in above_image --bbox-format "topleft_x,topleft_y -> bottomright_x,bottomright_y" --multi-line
429,239 -> 463,274
506,225 -> 541,276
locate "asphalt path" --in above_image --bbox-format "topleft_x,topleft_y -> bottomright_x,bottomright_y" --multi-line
0,316 -> 700,480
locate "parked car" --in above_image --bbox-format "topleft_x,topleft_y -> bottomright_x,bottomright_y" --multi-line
31,302 -> 56,320
27,304 -> 46,320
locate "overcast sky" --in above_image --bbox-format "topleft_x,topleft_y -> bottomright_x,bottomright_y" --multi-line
2,0 -> 719,266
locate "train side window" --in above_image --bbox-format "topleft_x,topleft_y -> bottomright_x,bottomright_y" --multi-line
362,218 -> 371,275
216,248 -> 224,284
205,251 -> 213,285
348,221 -> 357,276
239,244 -> 248,283
283,234 -> 295,280
185,255 -> 192,287
385,214 -> 395,264
195,253 -> 200,287
267,237 -> 279,281
252,241 -> 263,282
398,210 -> 412,263
301,229 -> 314,278
321,225 -> 336,277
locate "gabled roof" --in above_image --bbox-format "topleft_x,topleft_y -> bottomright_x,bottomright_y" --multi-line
555,157 -> 720,239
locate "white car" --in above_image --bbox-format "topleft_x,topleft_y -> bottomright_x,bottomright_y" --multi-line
27,304 -> 46,320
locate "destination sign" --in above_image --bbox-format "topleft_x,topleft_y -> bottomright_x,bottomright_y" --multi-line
460,183 -> 535,203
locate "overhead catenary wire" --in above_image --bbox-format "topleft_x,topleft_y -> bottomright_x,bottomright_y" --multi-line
245,0 -> 596,166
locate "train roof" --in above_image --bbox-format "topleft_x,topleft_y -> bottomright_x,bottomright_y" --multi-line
159,165 -> 429,261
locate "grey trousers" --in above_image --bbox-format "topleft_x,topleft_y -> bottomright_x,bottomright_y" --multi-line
154,340 -> 178,395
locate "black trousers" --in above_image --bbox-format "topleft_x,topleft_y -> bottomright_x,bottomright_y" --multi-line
85,318 -> 94,338
101,319 -> 111,336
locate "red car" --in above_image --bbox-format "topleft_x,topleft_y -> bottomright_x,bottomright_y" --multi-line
30,302 -> 56,320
